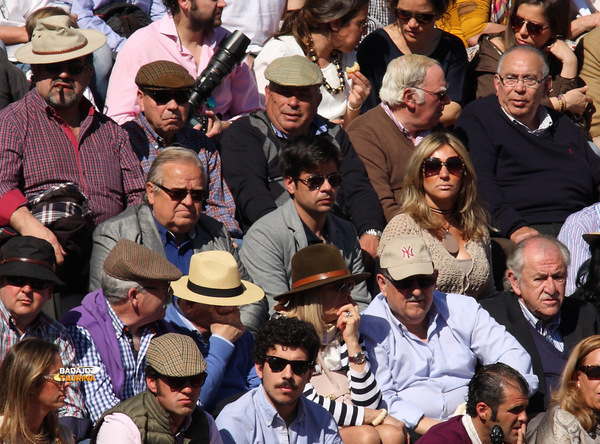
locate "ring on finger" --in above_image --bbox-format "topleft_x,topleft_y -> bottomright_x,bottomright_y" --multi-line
345,311 -> 353,317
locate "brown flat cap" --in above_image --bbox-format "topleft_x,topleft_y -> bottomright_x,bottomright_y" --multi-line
135,60 -> 194,90
265,55 -> 323,87
103,239 -> 182,282
146,333 -> 207,377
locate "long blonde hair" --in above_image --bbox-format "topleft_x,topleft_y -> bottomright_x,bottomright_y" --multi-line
551,335 -> 600,432
400,132 -> 492,240
0,339 -> 66,444
284,288 -> 330,339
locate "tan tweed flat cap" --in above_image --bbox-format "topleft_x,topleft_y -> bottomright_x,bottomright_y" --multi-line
146,333 -> 207,377
265,55 -> 323,87
103,239 -> 182,282
135,60 -> 194,90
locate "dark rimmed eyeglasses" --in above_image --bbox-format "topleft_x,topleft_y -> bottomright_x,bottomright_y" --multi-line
153,183 -> 207,202
422,156 -> 464,177
387,274 -> 436,290
296,173 -> 343,191
5,276 -> 52,290
265,356 -> 315,375
395,8 -> 436,25
161,373 -> 207,390
510,15 -> 551,37
43,61 -> 88,76
412,86 -> 449,102
497,74 -> 546,89
143,89 -> 191,105
578,365 -> 600,380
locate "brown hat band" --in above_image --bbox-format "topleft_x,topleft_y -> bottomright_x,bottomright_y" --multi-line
0,257 -> 56,272
187,280 -> 246,297
33,40 -> 88,55
292,270 -> 350,289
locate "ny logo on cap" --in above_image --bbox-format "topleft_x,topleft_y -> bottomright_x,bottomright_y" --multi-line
401,246 -> 414,259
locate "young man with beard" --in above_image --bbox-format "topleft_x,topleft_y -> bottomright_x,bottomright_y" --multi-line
216,317 -> 343,444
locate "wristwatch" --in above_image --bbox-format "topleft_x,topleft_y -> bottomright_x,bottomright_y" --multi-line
349,351 -> 366,365
362,229 -> 383,240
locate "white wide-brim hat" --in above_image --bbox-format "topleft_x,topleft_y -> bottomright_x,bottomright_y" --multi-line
16,15 -> 107,64
171,250 -> 265,306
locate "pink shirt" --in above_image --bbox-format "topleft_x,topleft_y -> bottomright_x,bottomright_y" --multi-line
104,15 -> 260,125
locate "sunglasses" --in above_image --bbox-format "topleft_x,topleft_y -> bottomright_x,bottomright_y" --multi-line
296,173 -> 343,191
44,374 -> 68,386
144,89 -> 191,105
333,281 -> 356,293
578,365 -> 600,380
265,356 -> 315,375
412,86 -> 449,102
5,275 -> 52,290
422,156 -> 464,177
44,61 -> 88,76
153,183 -> 207,202
161,373 -> 207,390
395,8 -> 436,25
511,15 -> 551,37
388,275 -> 436,290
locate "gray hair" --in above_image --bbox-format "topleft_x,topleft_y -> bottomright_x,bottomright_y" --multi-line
506,234 -> 570,284
379,54 -> 440,107
100,270 -> 144,304
497,45 -> 550,79
143,146 -> 205,203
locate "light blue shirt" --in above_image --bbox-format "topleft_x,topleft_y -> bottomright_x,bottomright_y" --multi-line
359,291 -> 539,429
216,385 -> 343,444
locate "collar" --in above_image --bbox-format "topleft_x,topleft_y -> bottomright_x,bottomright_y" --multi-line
167,298 -> 207,344
499,104 -> 553,135
462,415 -> 483,444
107,298 -> 131,341
518,299 -> 561,334
159,15 -> 217,55
135,113 -> 166,146
380,102 -> 431,145
153,211 -> 197,245
0,297 -> 40,336
270,115 -> 328,139
257,384 -> 306,427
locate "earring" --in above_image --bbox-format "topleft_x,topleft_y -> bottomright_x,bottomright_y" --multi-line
577,382 -> 581,388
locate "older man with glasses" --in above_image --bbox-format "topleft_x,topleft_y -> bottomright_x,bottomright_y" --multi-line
123,60 -> 241,238
455,44 -> 600,244
359,235 -> 538,439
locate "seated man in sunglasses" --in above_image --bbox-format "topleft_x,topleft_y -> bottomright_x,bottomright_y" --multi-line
360,235 -> 538,437
480,235 -> 599,416
0,235 -> 88,438
93,333 -> 223,444
216,317 -> 343,444
240,134 -> 369,324
455,45 -> 600,243
347,54 -> 449,223
123,61 -> 242,239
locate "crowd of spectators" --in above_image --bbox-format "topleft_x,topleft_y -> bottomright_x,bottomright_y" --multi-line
3,0 -> 600,442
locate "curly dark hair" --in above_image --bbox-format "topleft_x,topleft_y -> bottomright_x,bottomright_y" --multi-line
279,134 -> 342,180
253,317 -> 320,364
465,363 -> 529,419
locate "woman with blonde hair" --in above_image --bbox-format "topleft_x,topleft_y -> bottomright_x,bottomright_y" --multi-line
274,243 -> 407,444
531,335 -> 600,442
0,338 -> 73,444
379,132 -> 495,298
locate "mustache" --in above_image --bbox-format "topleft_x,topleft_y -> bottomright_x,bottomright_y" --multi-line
276,381 -> 298,390
406,294 -> 425,303
51,78 -> 76,89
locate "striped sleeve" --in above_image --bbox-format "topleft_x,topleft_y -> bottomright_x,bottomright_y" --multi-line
303,382 -> 364,426
341,339 -> 382,409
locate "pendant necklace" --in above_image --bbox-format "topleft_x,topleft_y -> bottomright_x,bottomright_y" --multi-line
430,206 -> 459,254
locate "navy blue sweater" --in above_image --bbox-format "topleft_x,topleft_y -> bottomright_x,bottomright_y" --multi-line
455,95 -> 600,238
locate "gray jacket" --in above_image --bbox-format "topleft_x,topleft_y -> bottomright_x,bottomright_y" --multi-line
89,203 -> 266,334
240,199 -> 369,315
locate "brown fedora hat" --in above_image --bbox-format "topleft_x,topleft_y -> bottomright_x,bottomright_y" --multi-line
274,244 -> 370,302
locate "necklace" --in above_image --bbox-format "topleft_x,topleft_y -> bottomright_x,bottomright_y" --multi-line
307,37 -> 345,95
429,206 -> 454,215
429,206 -> 460,254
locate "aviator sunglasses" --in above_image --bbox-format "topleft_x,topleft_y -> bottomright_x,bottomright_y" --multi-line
265,356 -> 315,375
296,173 -> 343,191
5,276 -> 52,290
153,183 -> 207,202
144,89 -> 191,105
510,15 -> 551,37
395,8 -> 436,25
162,373 -> 207,390
578,365 -> 600,380
422,156 -> 464,177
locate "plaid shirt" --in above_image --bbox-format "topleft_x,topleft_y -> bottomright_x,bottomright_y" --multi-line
0,89 -> 145,226
0,300 -> 86,419
123,114 -> 242,237
67,299 -> 156,423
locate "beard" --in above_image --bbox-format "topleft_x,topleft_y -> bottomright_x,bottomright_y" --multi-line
45,79 -> 81,110
188,1 -> 222,31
